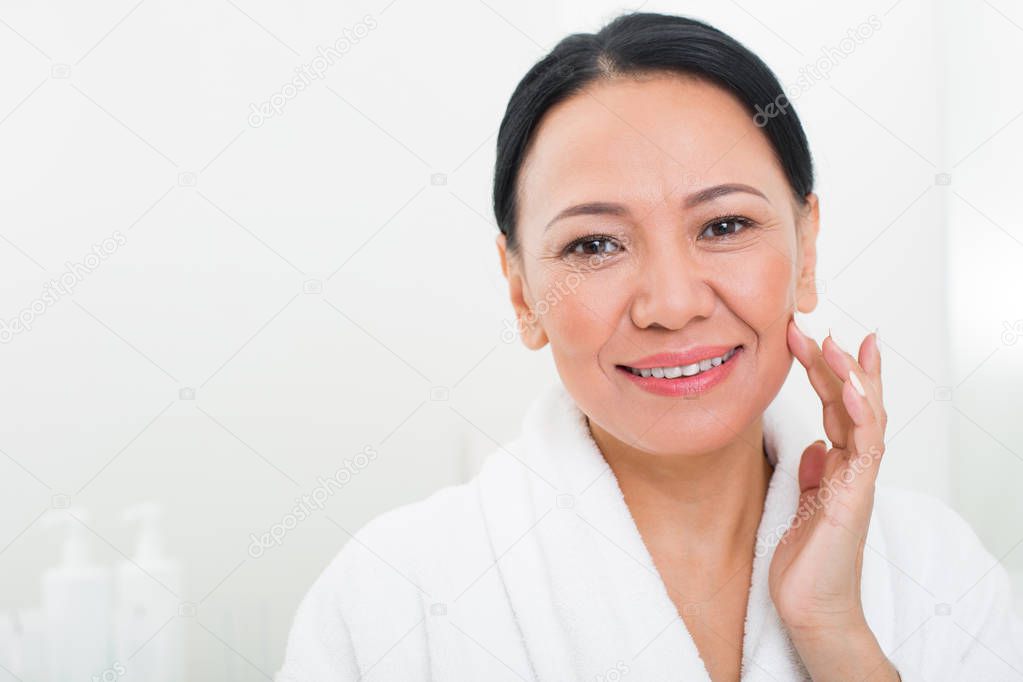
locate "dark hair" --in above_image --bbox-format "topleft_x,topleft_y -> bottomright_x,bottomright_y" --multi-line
492,11 -> 814,253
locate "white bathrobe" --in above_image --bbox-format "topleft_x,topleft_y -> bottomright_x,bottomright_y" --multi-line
276,364 -> 1023,681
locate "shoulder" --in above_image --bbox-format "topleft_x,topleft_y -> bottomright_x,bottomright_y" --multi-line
326,476 -> 485,585
872,484 -> 974,540
870,489 -> 1023,675
275,479 -> 489,680
872,484 -> 983,545
870,484 -> 1012,612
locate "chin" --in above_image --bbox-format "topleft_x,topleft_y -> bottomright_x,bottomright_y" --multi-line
625,402 -> 763,456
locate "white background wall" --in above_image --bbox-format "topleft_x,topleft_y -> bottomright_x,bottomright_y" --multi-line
0,0 -> 1019,679
941,0 -> 1023,618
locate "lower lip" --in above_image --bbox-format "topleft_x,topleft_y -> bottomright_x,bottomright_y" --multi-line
616,346 -> 744,397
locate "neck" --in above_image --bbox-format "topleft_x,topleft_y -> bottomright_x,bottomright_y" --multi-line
589,415 -> 774,570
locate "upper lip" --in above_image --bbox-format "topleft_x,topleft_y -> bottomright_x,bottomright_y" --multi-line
619,345 -> 742,369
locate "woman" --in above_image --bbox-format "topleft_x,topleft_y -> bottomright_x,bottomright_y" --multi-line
277,12 -> 1023,681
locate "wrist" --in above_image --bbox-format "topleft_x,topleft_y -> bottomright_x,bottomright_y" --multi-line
787,622 -> 899,682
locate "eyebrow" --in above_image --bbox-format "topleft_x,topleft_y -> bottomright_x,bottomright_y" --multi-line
543,183 -> 770,232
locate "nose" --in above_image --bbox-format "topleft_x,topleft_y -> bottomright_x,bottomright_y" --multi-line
629,242 -> 715,331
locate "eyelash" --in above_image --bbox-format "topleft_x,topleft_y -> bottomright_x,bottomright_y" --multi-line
699,215 -> 756,240
561,216 -> 757,258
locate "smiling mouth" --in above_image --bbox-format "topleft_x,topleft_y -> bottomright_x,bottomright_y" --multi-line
616,345 -> 743,379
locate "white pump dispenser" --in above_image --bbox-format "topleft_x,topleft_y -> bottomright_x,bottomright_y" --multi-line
114,502 -> 183,681
41,508 -> 113,681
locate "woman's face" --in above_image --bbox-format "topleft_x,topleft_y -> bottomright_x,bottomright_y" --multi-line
497,73 -> 820,457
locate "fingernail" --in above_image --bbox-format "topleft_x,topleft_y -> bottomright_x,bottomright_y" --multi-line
828,327 -> 844,352
849,369 -> 867,397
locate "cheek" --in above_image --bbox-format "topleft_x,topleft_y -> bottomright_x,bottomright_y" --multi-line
530,266 -> 629,358
719,248 -> 795,333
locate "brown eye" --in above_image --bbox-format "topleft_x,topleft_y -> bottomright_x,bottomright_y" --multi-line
565,235 -> 622,258
700,216 -> 754,239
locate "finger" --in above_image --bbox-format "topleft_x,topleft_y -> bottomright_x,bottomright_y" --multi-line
787,317 -> 822,369
797,439 -> 828,493
841,372 -> 886,484
858,331 -> 883,404
859,332 -> 885,432
859,331 -> 879,375
788,319 -> 853,448
824,333 -> 888,487
823,333 -> 886,434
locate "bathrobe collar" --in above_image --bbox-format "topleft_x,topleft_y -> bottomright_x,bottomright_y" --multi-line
475,363 -> 895,681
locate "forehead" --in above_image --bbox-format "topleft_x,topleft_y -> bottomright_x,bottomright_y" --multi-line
517,73 -> 789,226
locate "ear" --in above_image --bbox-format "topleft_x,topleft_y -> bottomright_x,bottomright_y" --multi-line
794,192 -> 820,314
495,233 -> 549,350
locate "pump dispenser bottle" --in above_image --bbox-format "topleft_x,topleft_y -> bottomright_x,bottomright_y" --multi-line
114,502 -> 183,681
42,508 -> 112,681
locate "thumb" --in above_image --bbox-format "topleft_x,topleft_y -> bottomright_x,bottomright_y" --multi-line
797,439 -> 829,493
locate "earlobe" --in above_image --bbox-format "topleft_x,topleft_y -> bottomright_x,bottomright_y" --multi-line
796,272 -> 819,314
519,323 -> 549,350
495,233 -> 549,351
509,273 -> 550,351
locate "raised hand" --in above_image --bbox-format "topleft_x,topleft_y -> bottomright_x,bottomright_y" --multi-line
768,318 -> 898,681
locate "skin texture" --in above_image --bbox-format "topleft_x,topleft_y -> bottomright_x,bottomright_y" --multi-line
496,72 -> 898,681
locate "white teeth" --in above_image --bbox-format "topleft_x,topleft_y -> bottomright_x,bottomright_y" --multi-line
681,363 -> 701,376
627,347 -> 739,379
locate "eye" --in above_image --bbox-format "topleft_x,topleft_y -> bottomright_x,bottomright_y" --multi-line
563,235 -> 623,258
699,216 -> 755,239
